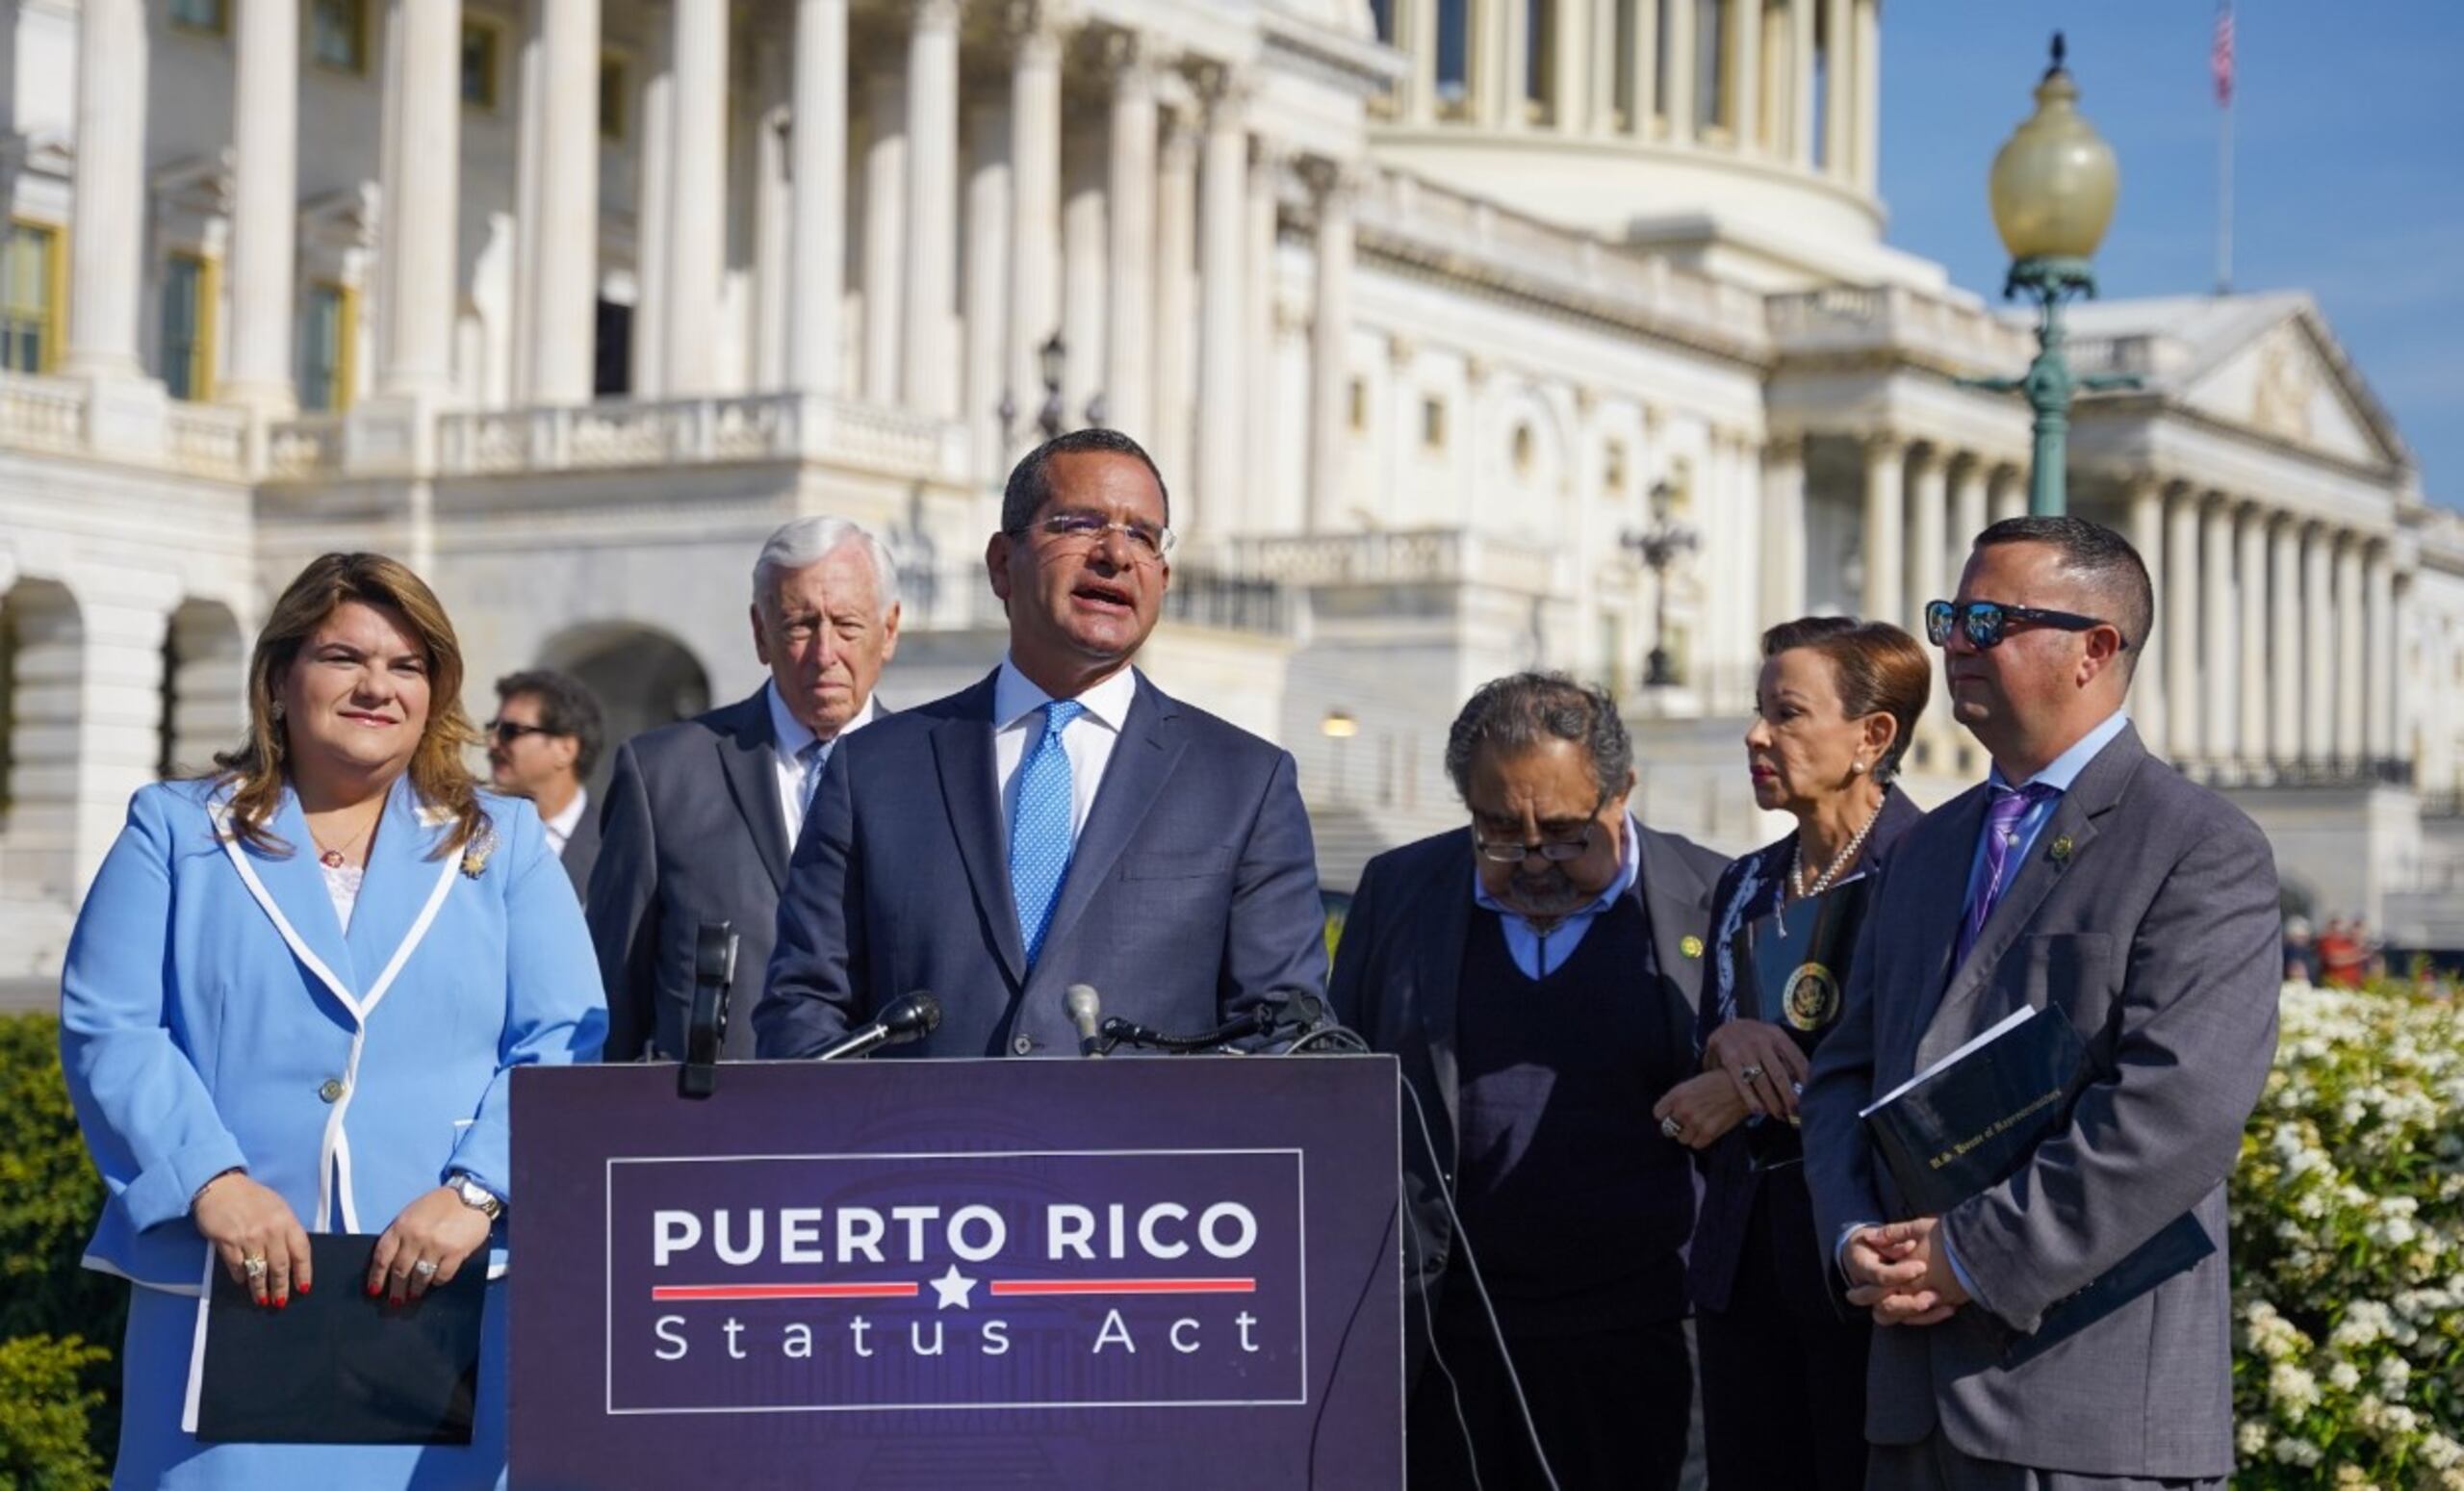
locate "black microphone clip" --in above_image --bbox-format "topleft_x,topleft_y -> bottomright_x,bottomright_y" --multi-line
680,922 -> 737,1099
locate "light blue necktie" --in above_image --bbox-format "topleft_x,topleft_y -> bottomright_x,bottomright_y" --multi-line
1010,700 -> 1085,965
796,738 -> 829,822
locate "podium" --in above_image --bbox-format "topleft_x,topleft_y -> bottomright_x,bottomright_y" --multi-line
508,1055 -> 1403,1488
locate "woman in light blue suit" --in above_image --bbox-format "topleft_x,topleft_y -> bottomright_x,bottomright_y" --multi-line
60,552 -> 606,1489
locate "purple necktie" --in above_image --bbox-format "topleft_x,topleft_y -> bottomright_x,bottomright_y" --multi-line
1955,784 -> 2058,968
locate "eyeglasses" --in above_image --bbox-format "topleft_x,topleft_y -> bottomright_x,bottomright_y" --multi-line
1924,600 -> 2128,653
1018,510 -> 1177,563
1470,799 -> 1607,863
484,719 -> 553,745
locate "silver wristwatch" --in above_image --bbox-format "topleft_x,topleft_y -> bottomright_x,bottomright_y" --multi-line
448,1172 -> 505,1221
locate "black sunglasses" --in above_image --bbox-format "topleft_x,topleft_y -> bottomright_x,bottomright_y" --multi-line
483,719 -> 554,745
1924,600 -> 2129,652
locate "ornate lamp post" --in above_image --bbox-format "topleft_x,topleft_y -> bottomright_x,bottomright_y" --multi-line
1970,35 -> 2135,517
1622,479 -> 1698,689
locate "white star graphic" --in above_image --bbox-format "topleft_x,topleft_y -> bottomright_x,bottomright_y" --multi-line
929,1264 -> 978,1311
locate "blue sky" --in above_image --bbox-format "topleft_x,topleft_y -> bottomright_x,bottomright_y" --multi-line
1878,2 -> 2464,505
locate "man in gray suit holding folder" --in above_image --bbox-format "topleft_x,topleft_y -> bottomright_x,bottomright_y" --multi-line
1803,516 -> 2280,1489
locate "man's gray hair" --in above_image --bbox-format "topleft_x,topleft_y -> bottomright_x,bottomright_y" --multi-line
751,516 -> 901,620
1444,672 -> 1633,806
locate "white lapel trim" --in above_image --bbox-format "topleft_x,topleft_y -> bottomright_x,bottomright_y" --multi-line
210,792 -> 465,1231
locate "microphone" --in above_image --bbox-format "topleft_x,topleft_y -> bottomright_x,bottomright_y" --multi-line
1065,984 -> 1106,1058
679,922 -> 737,1099
812,991 -> 942,1061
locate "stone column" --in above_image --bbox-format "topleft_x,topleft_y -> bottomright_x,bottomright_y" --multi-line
223,0 -> 301,413
1245,139 -> 1281,527
1950,456 -> 1988,569
2236,503 -> 2271,768
1550,0 -> 1586,131
751,46 -> 791,391
1306,161 -> 1356,532
1859,434 -> 1903,629
1759,435 -> 1808,625
1905,444 -> 1946,637
2164,484 -> 2202,761
789,0 -> 850,394
522,0 -> 601,404
2335,536 -> 2366,764
1850,0 -> 1879,191
661,0 -> 727,397
2123,473 -> 2167,757
1150,109 -> 1199,487
2302,526 -> 2335,762
1662,0 -> 1696,143
1194,75 -> 1248,537
2270,514 -> 2301,767
1821,0 -> 1850,177
1061,130 -> 1108,425
2365,546 -> 2396,766
2201,494 -> 2238,765
1007,15 -> 1062,430
1104,36 -> 1158,437
962,101 -> 1012,472
901,0 -> 962,418
1497,0 -> 1527,131
630,11 -> 673,398
1789,0 -> 1815,166
1989,462 -> 2026,524
1630,0 -> 1659,135
1731,0 -> 1760,149
1402,0 -> 1439,124
64,0 -> 148,381
375,0 -> 464,401
861,70 -> 908,404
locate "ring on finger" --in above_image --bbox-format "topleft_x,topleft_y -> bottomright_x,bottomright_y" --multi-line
1659,1115 -> 1685,1140
411,1258 -> 439,1279
243,1255 -> 269,1280
1738,1064 -> 1764,1084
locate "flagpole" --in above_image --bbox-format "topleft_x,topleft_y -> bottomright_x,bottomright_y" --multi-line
2216,3 -> 2235,295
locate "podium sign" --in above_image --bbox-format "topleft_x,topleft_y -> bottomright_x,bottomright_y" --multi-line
510,1055 -> 1402,1487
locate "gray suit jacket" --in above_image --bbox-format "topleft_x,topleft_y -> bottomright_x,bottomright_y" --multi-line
586,689 -> 795,1061
1802,722 -> 2279,1479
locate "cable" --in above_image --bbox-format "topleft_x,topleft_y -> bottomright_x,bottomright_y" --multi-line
1397,1072 -> 1562,1491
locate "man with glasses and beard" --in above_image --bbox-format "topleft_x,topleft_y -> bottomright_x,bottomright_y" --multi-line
1329,673 -> 1726,1491
486,668 -> 606,893
1802,516 -> 2278,1491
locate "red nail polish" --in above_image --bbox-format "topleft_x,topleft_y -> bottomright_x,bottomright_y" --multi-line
297,1281 -> 311,1296
366,1280 -> 380,1298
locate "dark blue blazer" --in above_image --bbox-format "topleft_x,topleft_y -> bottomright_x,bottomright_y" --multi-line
1686,785 -> 1921,1315
756,668 -> 1328,1059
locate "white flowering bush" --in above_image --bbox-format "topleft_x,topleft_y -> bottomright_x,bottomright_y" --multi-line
2233,980 -> 2464,1486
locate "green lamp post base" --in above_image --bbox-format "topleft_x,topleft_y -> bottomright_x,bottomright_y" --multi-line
1961,256 -> 2140,518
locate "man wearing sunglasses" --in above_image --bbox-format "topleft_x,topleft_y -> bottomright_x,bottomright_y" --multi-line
1330,673 -> 1726,1491
759,428 -> 1326,1063
486,668 -> 605,893
1803,516 -> 2279,1491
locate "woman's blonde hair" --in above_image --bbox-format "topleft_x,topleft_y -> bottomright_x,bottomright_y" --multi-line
210,553 -> 486,857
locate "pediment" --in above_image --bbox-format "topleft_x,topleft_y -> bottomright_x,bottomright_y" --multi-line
2180,306 -> 2409,472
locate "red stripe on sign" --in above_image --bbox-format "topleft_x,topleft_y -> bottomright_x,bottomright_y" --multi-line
988,1278 -> 1258,1297
650,1282 -> 921,1301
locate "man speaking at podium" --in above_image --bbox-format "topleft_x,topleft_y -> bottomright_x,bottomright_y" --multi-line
757,429 -> 1326,1060
1802,517 -> 2279,1490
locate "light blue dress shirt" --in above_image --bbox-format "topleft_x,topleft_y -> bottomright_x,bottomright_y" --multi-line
1469,812 -> 1643,978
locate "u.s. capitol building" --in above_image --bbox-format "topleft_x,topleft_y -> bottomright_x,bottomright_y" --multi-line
2,0 -> 2456,996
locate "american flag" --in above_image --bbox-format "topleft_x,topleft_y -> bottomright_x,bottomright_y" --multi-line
2212,2 -> 2235,106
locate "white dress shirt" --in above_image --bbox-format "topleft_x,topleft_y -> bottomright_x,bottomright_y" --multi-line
767,681 -> 877,845
540,787 -> 588,857
992,656 -> 1138,847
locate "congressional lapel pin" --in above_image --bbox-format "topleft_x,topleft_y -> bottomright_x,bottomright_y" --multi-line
1680,935 -> 1705,960
2049,835 -> 2074,865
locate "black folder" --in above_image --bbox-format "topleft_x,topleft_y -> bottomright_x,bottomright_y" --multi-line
1730,876 -> 1873,1168
185,1233 -> 486,1445
1859,1004 -> 2214,1365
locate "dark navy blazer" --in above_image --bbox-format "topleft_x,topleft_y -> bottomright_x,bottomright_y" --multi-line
1687,785 -> 1920,1314
756,668 -> 1328,1059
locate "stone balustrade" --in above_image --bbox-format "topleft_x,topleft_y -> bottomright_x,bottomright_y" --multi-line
0,372 -> 249,480
1766,282 -> 2036,374
0,373 -> 88,456
1220,527 -> 1559,595
435,393 -> 968,483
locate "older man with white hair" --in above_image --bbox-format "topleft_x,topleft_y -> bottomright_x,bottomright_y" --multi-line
588,516 -> 901,1060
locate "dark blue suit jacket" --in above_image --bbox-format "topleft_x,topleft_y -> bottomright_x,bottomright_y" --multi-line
756,668 -> 1328,1059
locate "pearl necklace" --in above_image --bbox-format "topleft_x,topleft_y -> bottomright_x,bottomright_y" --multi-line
1790,796 -> 1886,901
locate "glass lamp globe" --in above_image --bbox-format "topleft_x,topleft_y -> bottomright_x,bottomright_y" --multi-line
1988,37 -> 2120,264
